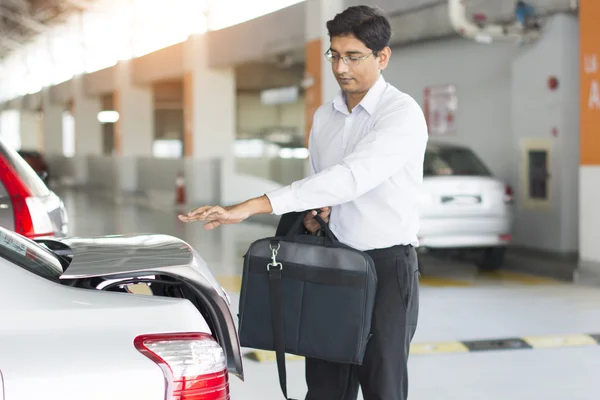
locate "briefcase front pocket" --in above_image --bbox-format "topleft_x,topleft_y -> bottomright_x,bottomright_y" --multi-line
238,252 -> 375,364
298,279 -> 369,363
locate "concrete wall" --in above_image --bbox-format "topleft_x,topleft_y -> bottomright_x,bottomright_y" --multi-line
384,13 -> 579,254
385,37 -> 518,184
237,92 -> 305,135
236,157 -> 307,186
511,14 -> 579,254
19,111 -> 42,151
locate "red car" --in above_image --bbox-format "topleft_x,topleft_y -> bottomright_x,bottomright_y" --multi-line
17,150 -> 50,185
0,140 -> 68,239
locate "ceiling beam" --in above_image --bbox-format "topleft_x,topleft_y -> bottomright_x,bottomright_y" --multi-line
1,35 -> 23,50
62,0 -> 94,11
2,0 -> 29,14
0,5 -> 49,33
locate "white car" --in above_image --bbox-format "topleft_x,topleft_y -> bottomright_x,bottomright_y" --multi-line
418,142 -> 514,270
0,227 -> 243,400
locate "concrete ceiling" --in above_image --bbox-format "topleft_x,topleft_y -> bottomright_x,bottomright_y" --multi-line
0,0 -> 98,59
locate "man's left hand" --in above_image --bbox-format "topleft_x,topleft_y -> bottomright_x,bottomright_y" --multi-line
177,195 -> 273,230
178,205 -> 250,230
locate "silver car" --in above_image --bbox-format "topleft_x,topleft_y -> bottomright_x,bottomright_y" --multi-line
0,227 -> 243,399
418,142 -> 514,270
0,139 -> 68,239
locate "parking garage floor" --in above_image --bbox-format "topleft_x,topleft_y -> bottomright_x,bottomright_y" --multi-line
59,188 -> 600,400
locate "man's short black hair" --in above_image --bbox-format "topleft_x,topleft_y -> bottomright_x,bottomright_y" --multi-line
326,6 -> 392,54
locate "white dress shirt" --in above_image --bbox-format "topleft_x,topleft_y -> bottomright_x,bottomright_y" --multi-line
266,74 -> 428,251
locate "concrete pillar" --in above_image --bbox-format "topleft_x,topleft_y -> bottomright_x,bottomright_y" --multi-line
579,0 -> 600,278
510,14 -> 579,255
18,110 -> 42,151
72,74 -> 102,185
304,0 -> 345,146
0,109 -> 21,150
113,59 -> 154,192
183,33 -> 236,205
41,87 -> 63,155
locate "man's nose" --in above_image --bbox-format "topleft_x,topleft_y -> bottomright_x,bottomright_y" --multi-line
334,58 -> 349,73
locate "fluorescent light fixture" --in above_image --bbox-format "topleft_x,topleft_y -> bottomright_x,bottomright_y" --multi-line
261,86 -> 299,105
98,110 -> 120,124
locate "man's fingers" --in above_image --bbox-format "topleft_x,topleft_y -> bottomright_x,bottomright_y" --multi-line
178,214 -> 201,223
187,206 -> 211,217
303,210 -> 317,222
202,206 -> 228,221
178,205 -> 222,222
204,220 -> 222,230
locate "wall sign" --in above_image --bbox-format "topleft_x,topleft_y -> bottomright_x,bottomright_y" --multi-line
424,84 -> 457,136
580,0 -> 600,165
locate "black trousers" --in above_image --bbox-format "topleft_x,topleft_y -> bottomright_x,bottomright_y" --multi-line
305,244 -> 420,400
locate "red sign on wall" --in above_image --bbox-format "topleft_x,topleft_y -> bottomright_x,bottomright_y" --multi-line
424,84 -> 457,136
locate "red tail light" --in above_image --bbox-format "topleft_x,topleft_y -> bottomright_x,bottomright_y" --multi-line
499,234 -> 512,242
0,158 -> 53,238
134,333 -> 230,400
503,185 -> 514,204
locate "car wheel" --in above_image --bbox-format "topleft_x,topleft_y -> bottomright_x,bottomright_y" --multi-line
477,247 -> 506,271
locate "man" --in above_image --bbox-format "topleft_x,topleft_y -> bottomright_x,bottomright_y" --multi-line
179,5 -> 427,400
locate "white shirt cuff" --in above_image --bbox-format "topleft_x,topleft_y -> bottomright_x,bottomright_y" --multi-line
265,185 -> 295,215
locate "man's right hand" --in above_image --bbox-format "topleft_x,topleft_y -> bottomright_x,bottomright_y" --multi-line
303,207 -> 331,234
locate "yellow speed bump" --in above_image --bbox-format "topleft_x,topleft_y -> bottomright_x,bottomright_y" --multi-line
479,271 -> 560,285
410,341 -> 469,355
418,276 -> 474,287
523,334 -> 598,349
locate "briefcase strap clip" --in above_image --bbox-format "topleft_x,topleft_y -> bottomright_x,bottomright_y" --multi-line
267,242 -> 283,271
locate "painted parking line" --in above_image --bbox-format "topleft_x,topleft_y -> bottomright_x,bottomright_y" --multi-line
477,270 -> 560,285
244,333 -> 600,362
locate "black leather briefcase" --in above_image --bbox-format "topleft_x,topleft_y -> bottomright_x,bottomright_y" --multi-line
238,212 -> 378,399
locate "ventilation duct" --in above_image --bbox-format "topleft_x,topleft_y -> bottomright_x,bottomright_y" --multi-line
448,0 -> 536,44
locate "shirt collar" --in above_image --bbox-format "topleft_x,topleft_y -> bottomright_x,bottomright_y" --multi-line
332,74 -> 387,116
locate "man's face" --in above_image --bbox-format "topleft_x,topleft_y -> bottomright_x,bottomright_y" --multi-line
328,34 -> 390,96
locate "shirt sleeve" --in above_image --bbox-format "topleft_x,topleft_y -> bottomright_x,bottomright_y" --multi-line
307,124 -> 318,176
266,96 -> 428,215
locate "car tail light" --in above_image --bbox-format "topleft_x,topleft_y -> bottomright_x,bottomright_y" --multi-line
0,159 -> 53,238
134,333 -> 229,400
499,234 -> 512,242
503,185 -> 514,204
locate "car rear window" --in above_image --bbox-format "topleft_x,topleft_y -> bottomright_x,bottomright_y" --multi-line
424,147 -> 492,177
0,227 -> 63,280
0,141 -> 49,197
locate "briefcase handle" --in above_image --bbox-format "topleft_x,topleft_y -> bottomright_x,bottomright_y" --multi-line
284,210 -> 338,246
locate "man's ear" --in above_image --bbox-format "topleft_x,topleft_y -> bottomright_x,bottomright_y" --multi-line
378,46 -> 392,70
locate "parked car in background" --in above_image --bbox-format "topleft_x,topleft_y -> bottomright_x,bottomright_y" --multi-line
0,227 -> 242,400
418,142 -> 514,271
17,150 -> 50,185
0,139 -> 68,239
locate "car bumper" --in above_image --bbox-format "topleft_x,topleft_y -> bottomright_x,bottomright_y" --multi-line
418,215 -> 512,249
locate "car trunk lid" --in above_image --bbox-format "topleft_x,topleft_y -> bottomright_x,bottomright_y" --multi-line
422,175 -> 507,218
43,234 -> 243,380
